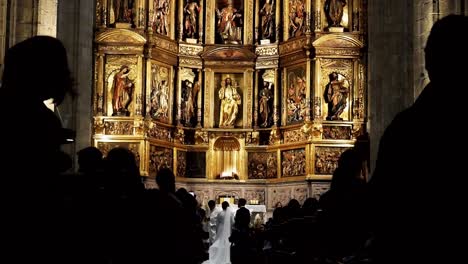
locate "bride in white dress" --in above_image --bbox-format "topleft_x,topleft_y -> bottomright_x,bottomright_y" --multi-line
203,201 -> 235,264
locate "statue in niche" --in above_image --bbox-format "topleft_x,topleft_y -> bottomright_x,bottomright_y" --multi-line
324,72 -> 349,120
259,0 -> 274,40
182,79 -> 200,126
184,0 -> 201,39
324,0 -> 347,27
259,81 -> 273,127
113,0 -> 135,24
150,66 -> 170,121
289,0 -> 305,38
112,65 -> 134,116
216,0 -> 243,44
153,0 -> 170,35
219,76 -> 241,127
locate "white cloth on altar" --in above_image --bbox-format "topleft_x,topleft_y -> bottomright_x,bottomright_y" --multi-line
203,208 -> 235,264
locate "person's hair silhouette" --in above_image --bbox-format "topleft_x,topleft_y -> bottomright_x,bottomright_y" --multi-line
369,15 -> 468,264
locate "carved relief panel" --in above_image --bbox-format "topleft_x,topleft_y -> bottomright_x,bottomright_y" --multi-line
148,145 -> 173,177
248,152 -> 277,179
147,61 -> 173,123
284,0 -> 307,41
314,146 -> 350,175
281,148 -> 306,177
97,141 -> 143,169
284,63 -> 307,125
150,0 -> 175,38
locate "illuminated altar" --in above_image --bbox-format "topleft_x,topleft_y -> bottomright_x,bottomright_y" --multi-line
92,0 -> 367,210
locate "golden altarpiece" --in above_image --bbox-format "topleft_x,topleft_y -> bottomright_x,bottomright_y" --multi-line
92,0 -> 367,210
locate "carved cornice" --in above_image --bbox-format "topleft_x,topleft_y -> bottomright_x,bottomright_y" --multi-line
179,44 -> 204,56
179,58 -> 203,67
313,34 -> 364,48
256,59 -> 279,68
279,37 -> 307,55
316,48 -> 360,56
95,29 -> 146,44
99,45 -> 144,53
201,46 -> 257,61
255,45 -> 279,57
152,35 -> 178,54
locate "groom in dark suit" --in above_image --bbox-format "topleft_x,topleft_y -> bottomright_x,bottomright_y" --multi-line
235,198 -> 251,229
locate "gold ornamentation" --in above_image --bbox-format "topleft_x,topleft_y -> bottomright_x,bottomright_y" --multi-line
152,35 -> 178,53
104,121 -> 134,135
279,38 -> 306,55
179,58 -> 202,67
179,44 -> 204,56
300,121 -> 313,140
93,118 -> 105,134
95,29 -> 147,44
284,129 -> 307,143
246,132 -> 259,145
256,60 -> 279,67
195,130 -> 208,144
322,125 -> 351,140
134,119 -> 144,135
214,137 -> 240,151
269,127 -> 282,145
255,46 -> 279,56
146,122 -> 172,141
177,151 -> 187,177
316,48 -> 360,56
312,123 -> 323,139
100,46 -> 144,53
175,127 -> 185,144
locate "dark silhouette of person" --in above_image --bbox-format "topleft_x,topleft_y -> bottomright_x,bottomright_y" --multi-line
368,15 -> 468,264
235,198 -> 251,229
0,36 -> 75,263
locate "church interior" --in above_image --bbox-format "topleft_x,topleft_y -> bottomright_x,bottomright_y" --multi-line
0,1 -> 467,262
0,0 -> 466,211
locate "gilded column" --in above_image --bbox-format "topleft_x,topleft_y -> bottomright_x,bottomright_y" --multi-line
177,66 -> 183,125
136,55 -> 143,116
253,70 -> 259,127
204,69 -> 213,127
255,0 -> 259,43
245,69 -> 254,128
305,50 -> 311,121
198,0 -> 203,43
205,0 -> 214,44
245,0 -> 254,45
283,1 -> 289,41
170,0 -> 176,39
102,0 -> 108,28
315,0 -> 321,32
178,0 -> 184,41
275,0 -> 280,43
196,69 -> 203,127
314,58 -> 321,120
273,67 -> 280,126
148,0 -> 154,33
96,52 -> 104,115
145,53 -> 152,118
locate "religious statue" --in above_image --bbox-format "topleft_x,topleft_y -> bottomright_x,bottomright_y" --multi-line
218,77 -> 241,127
216,0 -> 243,44
184,0 -> 201,39
259,0 -> 274,40
289,0 -> 305,38
324,72 -> 349,120
183,80 -> 196,125
113,0 -> 134,24
259,81 -> 273,127
153,0 -> 170,35
324,0 -> 347,27
112,66 -> 134,116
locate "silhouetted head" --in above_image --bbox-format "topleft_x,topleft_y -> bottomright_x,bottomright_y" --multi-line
208,200 -> 216,210
1,36 -> 73,105
156,167 -> 176,193
425,15 -> 468,84
238,198 -> 247,207
105,147 -> 142,190
330,148 -> 364,190
77,146 -> 103,173
222,201 -> 229,210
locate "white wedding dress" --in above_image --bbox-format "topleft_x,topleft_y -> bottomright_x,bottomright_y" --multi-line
203,208 -> 234,264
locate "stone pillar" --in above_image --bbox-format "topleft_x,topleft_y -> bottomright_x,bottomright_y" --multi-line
0,0 -> 8,72
57,0 -> 94,169
37,0 -> 57,36
367,0 -> 415,175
